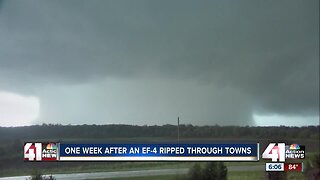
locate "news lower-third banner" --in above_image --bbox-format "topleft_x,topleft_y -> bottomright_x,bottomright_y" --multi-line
24,143 -> 259,161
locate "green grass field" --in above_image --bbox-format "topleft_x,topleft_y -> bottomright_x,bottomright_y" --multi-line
0,137 -> 317,179
98,171 -> 305,180
0,161 -> 308,179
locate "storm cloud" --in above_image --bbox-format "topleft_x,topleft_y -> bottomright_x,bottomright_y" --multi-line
0,0 -> 318,126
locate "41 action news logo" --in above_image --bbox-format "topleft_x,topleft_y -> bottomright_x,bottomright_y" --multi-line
24,142 -> 58,161
262,143 -> 305,162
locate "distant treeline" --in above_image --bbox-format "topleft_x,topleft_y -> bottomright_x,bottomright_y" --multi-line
0,124 -> 319,140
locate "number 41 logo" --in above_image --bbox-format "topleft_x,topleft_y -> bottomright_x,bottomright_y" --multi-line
262,143 -> 285,162
24,143 -> 42,161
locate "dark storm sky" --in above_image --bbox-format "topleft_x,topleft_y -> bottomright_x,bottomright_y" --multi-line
0,0 -> 319,126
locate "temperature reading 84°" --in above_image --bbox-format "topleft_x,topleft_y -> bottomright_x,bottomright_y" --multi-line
289,164 -> 298,170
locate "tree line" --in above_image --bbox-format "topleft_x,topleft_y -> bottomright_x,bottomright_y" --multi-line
0,124 -> 318,141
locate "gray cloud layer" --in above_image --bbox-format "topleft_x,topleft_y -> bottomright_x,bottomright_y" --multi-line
0,0 -> 318,125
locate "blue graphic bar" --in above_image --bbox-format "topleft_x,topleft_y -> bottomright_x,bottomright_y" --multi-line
58,143 -> 259,161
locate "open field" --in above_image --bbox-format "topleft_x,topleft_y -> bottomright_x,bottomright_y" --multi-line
0,149 -> 316,178
0,125 -> 318,178
98,171 -> 305,180
0,166 -> 307,180
0,145 -> 318,177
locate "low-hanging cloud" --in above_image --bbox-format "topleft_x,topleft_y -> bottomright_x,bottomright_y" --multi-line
0,0 -> 318,126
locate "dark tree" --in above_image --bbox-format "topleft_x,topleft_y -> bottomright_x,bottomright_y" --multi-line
188,162 -> 227,180
188,163 -> 203,180
202,162 -> 227,180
